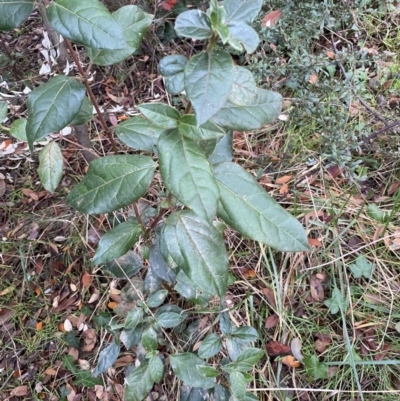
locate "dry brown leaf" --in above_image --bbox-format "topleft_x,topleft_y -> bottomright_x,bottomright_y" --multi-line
315,338 -> 331,353
11,385 -> 28,397
82,271 -> 93,289
308,73 -> 318,84
326,51 -> 337,59
276,175 -> 292,184
363,293 -> 386,305
261,10 -> 282,27
115,355 -> 134,367
265,314 -> 279,329
281,355 -> 301,368
266,341 -> 291,357
279,183 -> 289,195
375,344 -> 391,361
291,338 -> 303,361
308,238 -> 322,247
160,0 -> 178,10
309,275 -> 324,302
262,287 -> 277,308
0,179 -> 5,197
388,181 -> 400,195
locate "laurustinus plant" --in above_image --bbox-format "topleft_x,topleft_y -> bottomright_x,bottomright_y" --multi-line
0,0 -> 309,399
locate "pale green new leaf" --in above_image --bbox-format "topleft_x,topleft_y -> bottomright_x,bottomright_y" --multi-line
175,10 -> 212,40
66,155 -> 155,214
93,220 -> 142,265
38,142 -> 63,193
159,55 -> 188,95
86,5 -> 152,65
69,97 -> 93,125
349,255 -> 374,279
158,129 -> 219,223
149,356 -> 163,384
178,115 -> 224,141
211,88 -> 283,131
184,50 -> 234,126
47,0 -> 125,49
303,355 -> 328,380
161,211 -> 228,297
0,0 -> 34,31
26,75 -> 85,151
324,287 -> 347,314
213,162 -> 309,251
197,365 -> 220,378
116,116 -> 164,152
170,353 -> 215,389
224,0 -> 262,24
125,362 -> 154,401
10,118 -> 27,142
227,21 -> 259,54
138,103 -> 180,129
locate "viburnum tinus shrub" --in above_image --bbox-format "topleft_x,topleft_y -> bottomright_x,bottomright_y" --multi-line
0,0 -> 309,399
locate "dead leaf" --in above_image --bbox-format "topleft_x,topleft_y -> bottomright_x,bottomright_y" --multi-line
326,51 -> 337,59
11,385 -> 28,396
82,271 -> 93,289
115,355 -> 134,367
308,238 -> 322,247
315,338 -> 331,353
22,188 -> 39,201
276,175 -> 292,184
265,314 -> 279,329
309,275 -> 324,302
235,267 -> 256,279
36,321 -> 43,331
279,183 -> 289,195
388,181 -> 400,195
291,338 -> 303,361
0,179 -> 5,197
375,344 -> 391,361
261,10 -> 282,27
266,341 -> 291,357
281,355 -> 301,368
262,287 -> 277,308
308,73 -> 318,84
160,0 -> 178,11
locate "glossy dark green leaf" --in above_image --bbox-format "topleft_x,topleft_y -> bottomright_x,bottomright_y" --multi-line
149,355 -> 164,384
214,384 -> 230,401
26,76 -> 85,150
180,384 -> 211,401
86,5 -> 152,65
103,250 -> 142,278
224,0 -> 262,24
213,162 -> 310,251
138,103 -> 180,129
116,116 -> 163,152
47,0 -> 125,49
170,353 -> 215,389
198,333 -> 222,359
174,271 -> 210,305
219,311 -> 232,336
208,132 -> 233,165
232,326 -> 258,342
211,88 -> 282,131
158,129 -> 219,223
125,362 -> 154,401
175,10 -> 212,40
184,50 -> 234,126
230,370 -> 247,399
120,324 -> 143,349
93,220 -> 142,264
235,348 -> 264,371
161,211 -> 228,297
10,118 -> 27,142
124,307 -> 143,330
93,340 -> 120,376
142,326 -> 158,352
227,21 -> 259,53
159,55 -> 188,95
38,142 -> 63,193
178,115 -> 224,141
226,336 -> 248,361
73,370 -> 102,388
149,238 -> 176,284
156,311 -> 185,328
144,267 -> 162,295
146,289 -> 168,308
66,155 -> 156,214
0,0 -> 34,31
70,97 -> 93,125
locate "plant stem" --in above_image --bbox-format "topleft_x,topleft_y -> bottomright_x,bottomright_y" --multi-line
206,33 -> 219,52
0,124 -> 10,132
63,38 -> 119,154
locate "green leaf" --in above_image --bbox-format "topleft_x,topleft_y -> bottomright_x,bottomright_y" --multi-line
46,0 -> 125,49
349,255 -> 374,279
367,203 -> 388,223
66,155 -> 155,214
227,22 -> 259,54
103,250 -> 142,278
214,384 -> 231,401
303,355 -> 328,380
149,238 -> 176,283
156,311 -> 185,328
230,370 -> 247,399
147,289 -> 168,308
198,333 -> 222,359
159,55 -> 188,95
184,50 -> 234,126
9,118 -> 27,142
70,97 -> 93,125
158,129 -> 219,223
93,340 -> 120,376
142,326 -> 158,352
232,326 -> 258,342
197,365 -> 220,378
73,370 -> 102,388
210,1 -> 229,44
138,103 -> 180,129
219,311 -> 232,335
212,88 -> 283,131
178,115 -> 224,141
149,355 -> 164,384
170,353 -> 215,389
125,362 -> 154,401
116,116 -> 163,152
26,76 -> 85,150
86,5 -> 152,65
0,101 -> 7,121
161,211 -> 229,297
62,355 -> 78,374
324,287 -> 347,314
124,307 -> 143,330
208,132 -> 233,165
38,142 -> 63,193
93,220 -> 142,265
224,0 -> 262,24
213,162 -> 309,251
0,0 -> 34,31
227,67 -> 258,105
144,266 -> 163,295
120,324 -> 143,349
226,336 -> 248,361
235,348 -> 264,371
175,10 -> 212,40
